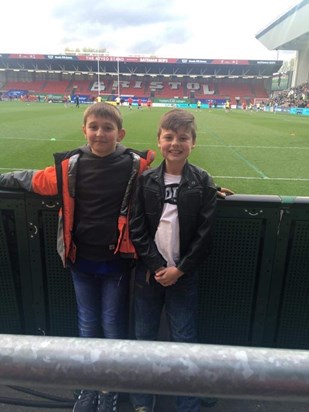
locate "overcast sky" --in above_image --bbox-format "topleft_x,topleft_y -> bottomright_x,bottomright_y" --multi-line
0,0 -> 302,60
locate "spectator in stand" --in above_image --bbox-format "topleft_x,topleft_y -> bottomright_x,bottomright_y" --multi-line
270,81 -> 308,109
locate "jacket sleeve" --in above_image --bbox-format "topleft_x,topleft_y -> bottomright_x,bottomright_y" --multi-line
0,166 -> 58,196
0,170 -> 36,191
129,174 -> 166,273
177,178 -> 217,274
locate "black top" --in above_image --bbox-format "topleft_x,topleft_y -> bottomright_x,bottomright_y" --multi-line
73,144 -> 132,261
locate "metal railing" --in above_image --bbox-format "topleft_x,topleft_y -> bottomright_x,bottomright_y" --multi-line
0,334 -> 309,401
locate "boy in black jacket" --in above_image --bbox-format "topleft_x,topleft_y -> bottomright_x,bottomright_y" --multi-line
130,109 -> 217,412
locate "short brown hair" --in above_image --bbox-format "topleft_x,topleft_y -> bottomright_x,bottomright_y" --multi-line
83,102 -> 123,129
157,109 -> 197,141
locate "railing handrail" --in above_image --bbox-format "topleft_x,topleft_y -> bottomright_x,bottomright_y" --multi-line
0,334 -> 309,401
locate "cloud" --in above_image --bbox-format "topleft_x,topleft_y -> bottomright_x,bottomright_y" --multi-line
0,0 -> 299,59
123,24 -> 191,54
51,0 -> 189,53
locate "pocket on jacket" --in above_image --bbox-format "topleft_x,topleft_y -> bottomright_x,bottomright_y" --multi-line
180,190 -> 202,216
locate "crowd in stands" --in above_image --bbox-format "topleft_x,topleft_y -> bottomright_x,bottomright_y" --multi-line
271,81 -> 309,108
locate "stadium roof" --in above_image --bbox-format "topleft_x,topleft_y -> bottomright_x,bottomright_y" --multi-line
0,53 -> 282,78
256,0 -> 309,52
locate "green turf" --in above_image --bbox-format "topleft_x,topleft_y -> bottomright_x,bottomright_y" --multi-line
0,101 -> 308,196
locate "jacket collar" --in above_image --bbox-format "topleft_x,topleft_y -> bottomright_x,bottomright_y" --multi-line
153,160 -> 191,183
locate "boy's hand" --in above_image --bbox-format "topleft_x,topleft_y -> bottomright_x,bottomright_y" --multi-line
155,267 -> 184,287
217,187 -> 234,198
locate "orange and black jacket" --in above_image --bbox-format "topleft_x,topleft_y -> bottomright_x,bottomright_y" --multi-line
0,146 -> 154,267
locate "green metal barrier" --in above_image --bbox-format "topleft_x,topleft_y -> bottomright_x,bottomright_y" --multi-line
0,191 -> 308,350
198,195 -> 281,347
264,196 -> 309,349
24,194 -> 77,337
0,191 -> 31,334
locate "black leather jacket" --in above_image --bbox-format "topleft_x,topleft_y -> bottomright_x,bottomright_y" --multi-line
129,161 -> 217,274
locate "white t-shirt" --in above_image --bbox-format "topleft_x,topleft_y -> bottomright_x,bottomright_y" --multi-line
155,173 -> 181,267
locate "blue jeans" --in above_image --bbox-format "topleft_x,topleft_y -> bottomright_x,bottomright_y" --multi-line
131,261 -> 200,412
70,259 -> 131,339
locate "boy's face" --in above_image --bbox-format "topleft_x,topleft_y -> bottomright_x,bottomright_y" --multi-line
82,114 -> 125,157
158,127 -> 195,167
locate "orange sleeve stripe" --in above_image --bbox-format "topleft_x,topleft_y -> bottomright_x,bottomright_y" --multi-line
31,167 -> 58,196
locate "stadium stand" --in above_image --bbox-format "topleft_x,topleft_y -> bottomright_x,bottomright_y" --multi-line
113,76 -> 144,96
0,53 -> 283,104
152,80 -> 178,98
252,80 -> 269,98
214,79 -> 257,103
0,53 -> 304,110
3,80 -> 46,92
0,76 -> 271,104
70,80 -> 93,93
272,81 -> 309,107
42,80 -> 71,94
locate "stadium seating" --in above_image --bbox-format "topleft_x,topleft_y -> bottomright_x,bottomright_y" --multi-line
191,81 -> 216,98
42,81 -> 71,94
1,76 -> 270,103
252,82 -> 269,98
70,80 -> 93,94
152,80 -> 181,98
91,78 -> 114,94
3,80 -> 46,92
116,77 -> 145,96
215,79 -> 253,103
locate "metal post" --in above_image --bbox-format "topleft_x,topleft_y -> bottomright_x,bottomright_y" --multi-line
0,334 -> 309,401
97,53 -> 100,96
117,58 -> 120,97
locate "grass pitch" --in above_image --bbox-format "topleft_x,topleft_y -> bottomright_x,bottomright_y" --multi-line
0,101 -> 308,196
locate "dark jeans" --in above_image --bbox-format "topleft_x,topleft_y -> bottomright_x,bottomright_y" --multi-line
131,261 -> 200,412
70,261 -> 130,339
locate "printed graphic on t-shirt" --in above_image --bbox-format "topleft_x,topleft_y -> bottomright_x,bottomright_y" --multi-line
155,174 -> 181,266
164,184 -> 179,205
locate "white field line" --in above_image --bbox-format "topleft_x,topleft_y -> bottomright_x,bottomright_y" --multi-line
1,136 -> 308,151
0,137 -> 80,141
213,176 -> 309,181
0,138 -> 308,181
118,141 -> 309,150
0,167 -> 307,181
0,137 -> 308,151
197,144 -> 309,150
